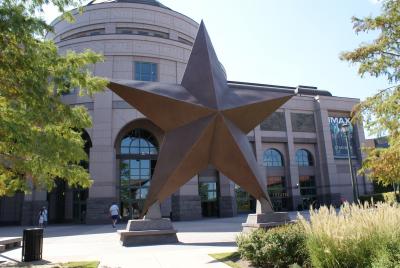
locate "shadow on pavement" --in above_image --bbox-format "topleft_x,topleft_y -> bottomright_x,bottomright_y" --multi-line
178,241 -> 236,247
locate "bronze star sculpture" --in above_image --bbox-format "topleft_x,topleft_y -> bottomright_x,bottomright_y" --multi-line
108,21 -> 293,218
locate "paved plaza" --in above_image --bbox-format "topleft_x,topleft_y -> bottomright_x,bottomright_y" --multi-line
0,213 -> 304,268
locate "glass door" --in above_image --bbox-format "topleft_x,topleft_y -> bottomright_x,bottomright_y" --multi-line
199,182 -> 219,217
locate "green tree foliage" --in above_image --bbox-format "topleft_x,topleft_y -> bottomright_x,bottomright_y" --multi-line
341,0 -> 400,187
0,0 -> 108,196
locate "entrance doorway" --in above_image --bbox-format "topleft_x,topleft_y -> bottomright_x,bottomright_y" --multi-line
0,193 -> 24,225
72,188 -> 88,223
235,185 -> 256,213
199,182 -> 219,217
47,130 -> 91,224
117,128 -> 159,220
48,179 -> 66,223
47,182 -> 88,224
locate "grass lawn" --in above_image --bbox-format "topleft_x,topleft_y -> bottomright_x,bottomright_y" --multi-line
209,252 -> 244,268
61,261 -> 99,268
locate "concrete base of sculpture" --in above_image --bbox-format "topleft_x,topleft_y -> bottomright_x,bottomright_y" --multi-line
242,212 -> 291,232
241,199 -> 292,232
118,218 -> 178,246
118,202 -> 178,246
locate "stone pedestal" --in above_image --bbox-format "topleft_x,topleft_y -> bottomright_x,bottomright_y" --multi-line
242,197 -> 292,232
242,212 -> 291,232
118,202 -> 178,246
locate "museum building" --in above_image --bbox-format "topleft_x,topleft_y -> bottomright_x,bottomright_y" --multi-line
0,0 -> 373,225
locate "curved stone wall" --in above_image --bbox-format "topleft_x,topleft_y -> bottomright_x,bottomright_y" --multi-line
47,2 -> 201,223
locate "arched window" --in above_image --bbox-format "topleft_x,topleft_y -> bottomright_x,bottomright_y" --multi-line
118,129 -> 158,219
120,128 -> 158,155
296,149 -> 313,166
263,149 -> 284,167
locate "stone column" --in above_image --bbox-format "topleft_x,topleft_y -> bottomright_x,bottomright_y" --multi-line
314,97 -> 340,205
354,121 -> 373,195
219,173 -> 237,217
171,176 -> 202,221
86,89 -> 118,224
64,188 -> 74,222
284,109 -> 302,209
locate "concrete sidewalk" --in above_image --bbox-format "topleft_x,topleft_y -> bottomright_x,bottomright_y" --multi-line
0,212 -> 304,268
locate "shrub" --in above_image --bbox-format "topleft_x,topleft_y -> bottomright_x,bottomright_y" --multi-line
359,191 -> 400,205
299,202 -> 400,268
236,223 -> 309,268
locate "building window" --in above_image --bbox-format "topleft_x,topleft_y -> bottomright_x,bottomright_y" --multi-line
116,28 -> 169,39
199,182 -> 217,201
267,176 -> 288,211
178,37 -> 193,46
299,175 -> 317,208
235,185 -> 256,213
61,28 -> 105,41
118,129 -> 158,219
199,181 -> 219,217
134,62 -> 157,81
260,112 -> 286,131
263,149 -> 284,167
267,176 -> 285,192
120,129 -> 158,155
296,149 -> 313,166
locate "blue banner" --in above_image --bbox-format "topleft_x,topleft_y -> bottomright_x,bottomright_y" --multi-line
328,116 -> 357,159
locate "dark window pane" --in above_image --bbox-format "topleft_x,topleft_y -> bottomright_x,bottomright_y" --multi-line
263,149 -> 284,167
291,113 -> 316,132
134,62 -> 157,81
296,149 -> 313,166
260,112 -> 286,131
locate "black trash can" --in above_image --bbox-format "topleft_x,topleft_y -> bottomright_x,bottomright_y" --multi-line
22,228 -> 43,262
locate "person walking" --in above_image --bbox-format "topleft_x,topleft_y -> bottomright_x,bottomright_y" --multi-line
38,208 -> 44,228
42,206 -> 48,227
109,202 -> 120,228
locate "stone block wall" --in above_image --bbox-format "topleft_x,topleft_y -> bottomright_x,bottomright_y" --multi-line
219,196 -> 237,217
171,195 -> 201,221
86,197 -> 117,224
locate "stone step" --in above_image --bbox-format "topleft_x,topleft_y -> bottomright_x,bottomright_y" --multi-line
0,237 -> 22,251
118,229 -> 177,237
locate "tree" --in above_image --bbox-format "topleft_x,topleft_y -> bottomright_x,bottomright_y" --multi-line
0,0 -> 108,196
340,0 -> 400,189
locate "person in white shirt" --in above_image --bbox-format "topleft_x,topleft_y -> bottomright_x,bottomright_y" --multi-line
109,203 -> 120,228
42,206 -> 48,227
38,208 -> 44,228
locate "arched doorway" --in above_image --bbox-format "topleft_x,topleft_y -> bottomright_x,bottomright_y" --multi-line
296,149 -> 317,209
47,130 -> 92,224
117,128 -> 159,219
263,148 -> 288,211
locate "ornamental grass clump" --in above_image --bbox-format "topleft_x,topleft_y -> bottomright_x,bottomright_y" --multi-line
299,202 -> 400,268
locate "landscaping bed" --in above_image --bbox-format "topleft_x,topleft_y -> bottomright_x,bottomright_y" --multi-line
212,202 -> 400,268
